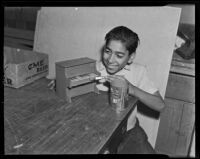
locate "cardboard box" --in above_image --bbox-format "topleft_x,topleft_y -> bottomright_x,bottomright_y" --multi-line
4,46 -> 48,88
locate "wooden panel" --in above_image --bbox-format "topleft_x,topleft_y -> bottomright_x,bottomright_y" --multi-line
4,78 -> 137,154
170,65 -> 195,77
56,57 -> 95,68
99,114 -> 128,154
4,26 -> 35,50
25,21 -> 36,31
21,7 -> 40,22
155,98 -> 195,157
55,66 -> 67,100
5,19 -> 17,28
5,7 -> 18,21
155,98 -> 184,155
4,8 -> 18,28
170,52 -> 195,77
4,7 -> 40,30
70,83 -> 95,97
175,103 -> 195,156
4,27 -> 35,41
65,63 -> 96,78
165,73 -> 195,103
4,37 -> 33,48
55,57 -> 100,102
4,42 -> 32,51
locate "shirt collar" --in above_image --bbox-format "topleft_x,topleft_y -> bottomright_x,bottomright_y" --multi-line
124,64 -> 131,71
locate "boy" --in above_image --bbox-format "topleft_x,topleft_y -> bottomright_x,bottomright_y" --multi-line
96,26 -> 165,154
49,26 -> 165,154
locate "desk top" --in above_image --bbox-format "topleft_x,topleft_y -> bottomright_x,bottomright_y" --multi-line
170,52 -> 195,77
4,78 -> 137,154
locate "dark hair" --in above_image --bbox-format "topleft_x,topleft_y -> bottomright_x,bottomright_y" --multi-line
105,26 -> 140,55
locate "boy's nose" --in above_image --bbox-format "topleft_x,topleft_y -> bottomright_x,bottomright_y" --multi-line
108,54 -> 115,63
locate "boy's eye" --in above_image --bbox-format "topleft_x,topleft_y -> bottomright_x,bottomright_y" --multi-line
104,49 -> 111,54
116,54 -> 124,58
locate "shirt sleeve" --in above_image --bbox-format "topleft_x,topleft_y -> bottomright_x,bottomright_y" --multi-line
138,66 -> 158,94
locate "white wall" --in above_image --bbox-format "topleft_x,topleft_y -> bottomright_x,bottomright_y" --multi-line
34,7 -> 181,147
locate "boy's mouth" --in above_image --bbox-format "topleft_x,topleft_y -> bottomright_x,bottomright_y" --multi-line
103,60 -> 119,73
107,64 -> 118,69
106,64 -> 119,74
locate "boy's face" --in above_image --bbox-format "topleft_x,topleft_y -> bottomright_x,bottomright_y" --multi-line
102,40 -> 134,75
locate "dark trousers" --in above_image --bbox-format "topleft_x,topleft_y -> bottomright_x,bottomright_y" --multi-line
117,118 -> 156,154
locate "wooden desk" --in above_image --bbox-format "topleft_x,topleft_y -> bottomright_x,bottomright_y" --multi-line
4,78 -> 137,154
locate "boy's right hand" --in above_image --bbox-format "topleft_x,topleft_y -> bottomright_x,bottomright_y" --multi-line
48,79 -> 56,90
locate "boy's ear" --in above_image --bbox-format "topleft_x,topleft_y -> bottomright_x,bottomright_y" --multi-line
128,53 -> 136,64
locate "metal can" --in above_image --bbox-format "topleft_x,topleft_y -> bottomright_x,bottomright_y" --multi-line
109,76 -> 129,113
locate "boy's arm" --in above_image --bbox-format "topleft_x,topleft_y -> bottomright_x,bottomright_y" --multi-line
105,75 -> 165,112
129,83 -> 165,112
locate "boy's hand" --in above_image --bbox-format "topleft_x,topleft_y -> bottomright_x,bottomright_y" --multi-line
48,79 -> 56,90
105,75 -> 126,83
106,75 -> 135,96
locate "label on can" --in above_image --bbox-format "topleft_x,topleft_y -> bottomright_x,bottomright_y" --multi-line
110,86 -> 128,112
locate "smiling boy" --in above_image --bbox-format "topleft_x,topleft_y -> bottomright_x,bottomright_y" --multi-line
96,26 -> 165,154
49,25 -> 165,154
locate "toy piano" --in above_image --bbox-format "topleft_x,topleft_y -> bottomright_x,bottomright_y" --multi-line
55,57 -> 101,103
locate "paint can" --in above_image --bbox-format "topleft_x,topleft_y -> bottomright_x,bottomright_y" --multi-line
109,75 -> 129,113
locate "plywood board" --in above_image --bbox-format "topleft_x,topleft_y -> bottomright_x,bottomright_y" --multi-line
34,7 -> 181,97
33,7 -> 181,147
